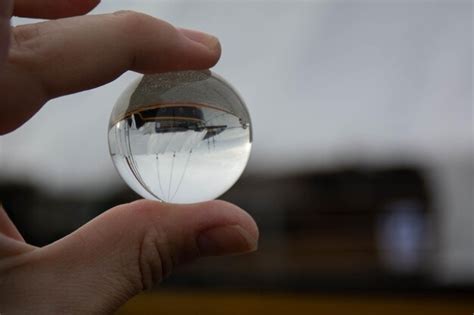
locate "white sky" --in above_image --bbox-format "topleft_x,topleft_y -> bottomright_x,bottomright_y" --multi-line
0,0 -> 472,194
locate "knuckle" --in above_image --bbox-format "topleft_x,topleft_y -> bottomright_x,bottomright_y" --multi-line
112,10 -> 155,33
113,9 -> 140,17
137,224 -> 175,290
118,201 -> 201,291
124,203 -> 176,290
12,24 -> 40,46
127,199 -> 167,216
10,24 -> 43,57
10,21 -> 62,66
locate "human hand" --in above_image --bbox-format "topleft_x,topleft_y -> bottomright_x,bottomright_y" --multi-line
0,1 -> 259,313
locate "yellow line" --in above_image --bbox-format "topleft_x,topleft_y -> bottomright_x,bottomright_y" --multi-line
112,102 -> 234,125
136,113 -> 204,123
117,291 -> 474,315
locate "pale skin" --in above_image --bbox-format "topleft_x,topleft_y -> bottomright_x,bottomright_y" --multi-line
0,1 -> 259,313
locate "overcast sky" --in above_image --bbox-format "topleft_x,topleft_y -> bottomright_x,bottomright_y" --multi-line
0,0 -> 471,193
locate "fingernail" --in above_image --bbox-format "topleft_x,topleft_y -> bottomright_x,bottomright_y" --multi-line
197,225 -> 258,256
179,28 -> 220,52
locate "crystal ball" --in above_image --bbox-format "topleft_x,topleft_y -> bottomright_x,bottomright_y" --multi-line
108,70 -> 252,204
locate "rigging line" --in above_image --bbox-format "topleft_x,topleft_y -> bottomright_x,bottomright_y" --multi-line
167,151 -> 176,201
123,119 -> 159,200
163,131 -> 176,199
163,130 -> 176,158
170,149 -> 192,202
155,154 -> 165,198
112,102 -> 236,126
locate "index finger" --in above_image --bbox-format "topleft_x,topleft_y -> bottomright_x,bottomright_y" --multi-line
0,11 -> 221,134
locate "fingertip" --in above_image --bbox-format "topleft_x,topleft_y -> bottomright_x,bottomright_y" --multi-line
109,12 -> 220,73
171,28 -> 221,71
206,200 -> 259,243
197,224 -> 257,256
179,28 -> 222,57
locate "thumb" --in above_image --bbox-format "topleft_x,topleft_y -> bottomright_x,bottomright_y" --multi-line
17,200 -> 258,313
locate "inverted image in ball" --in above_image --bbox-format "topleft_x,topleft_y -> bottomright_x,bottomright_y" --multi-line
108,70 -> 252,204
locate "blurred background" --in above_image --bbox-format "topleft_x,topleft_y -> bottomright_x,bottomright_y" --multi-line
1,0 -> 473,314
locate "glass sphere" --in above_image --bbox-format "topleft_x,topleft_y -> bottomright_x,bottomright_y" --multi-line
108,70 -> 252,204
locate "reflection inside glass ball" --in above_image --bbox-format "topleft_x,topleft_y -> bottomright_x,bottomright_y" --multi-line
108,71 -> 252,204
